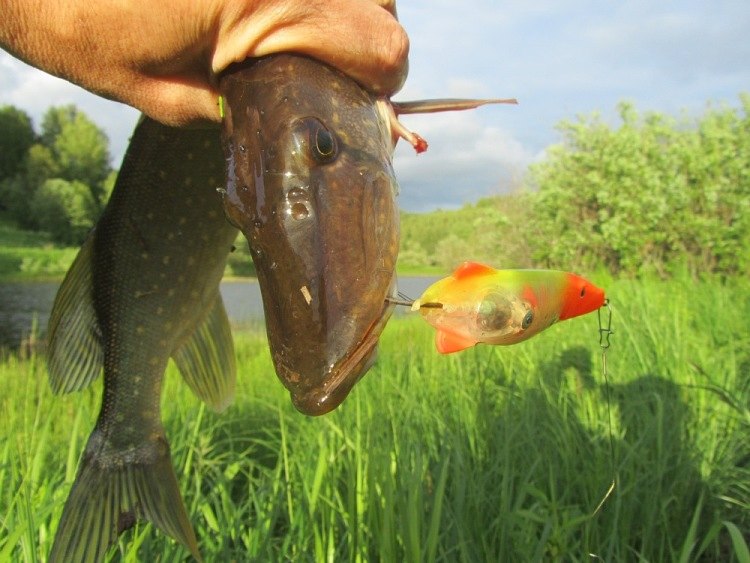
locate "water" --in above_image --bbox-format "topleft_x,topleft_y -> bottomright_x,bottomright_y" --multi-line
0,276 -> 439,349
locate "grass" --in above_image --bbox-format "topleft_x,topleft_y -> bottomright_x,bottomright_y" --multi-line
1,275 -> 749,561
0,220 -> 77,282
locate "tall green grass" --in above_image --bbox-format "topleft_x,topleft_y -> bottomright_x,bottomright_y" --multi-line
1,276 -> 748,561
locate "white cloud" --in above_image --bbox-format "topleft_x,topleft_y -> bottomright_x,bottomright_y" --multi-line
393,110 -> 532,211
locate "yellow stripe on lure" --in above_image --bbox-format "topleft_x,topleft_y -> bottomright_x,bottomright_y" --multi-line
411,261 -> 606,354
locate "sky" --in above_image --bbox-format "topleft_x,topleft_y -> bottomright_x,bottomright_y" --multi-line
1,0 -> 749,212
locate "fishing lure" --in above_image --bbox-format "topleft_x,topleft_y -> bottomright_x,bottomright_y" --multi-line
408,261 -> 606,354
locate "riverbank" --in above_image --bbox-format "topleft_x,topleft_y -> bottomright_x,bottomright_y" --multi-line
0,220 -> 78,282
0,220 -> 446,282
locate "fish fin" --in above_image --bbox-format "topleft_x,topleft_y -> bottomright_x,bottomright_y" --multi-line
47,234 -> 104,393
49,434 -> 201,562
391,98 -> 518,114
172,293 -> 236,412
436,330 -> 477,354
453,261 -> 496,280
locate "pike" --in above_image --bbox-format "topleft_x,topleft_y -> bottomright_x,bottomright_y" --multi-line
219,54 -> 516,415
46,119 -> 237,561
46,54 -> 516,559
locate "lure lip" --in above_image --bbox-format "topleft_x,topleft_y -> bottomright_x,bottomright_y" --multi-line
285,296 -> 395,416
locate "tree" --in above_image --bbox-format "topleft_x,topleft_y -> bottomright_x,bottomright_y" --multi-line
0,106 -> 36,183
528,97 -> 750,276
41,105 -> 112,205
30,178 -> 97,244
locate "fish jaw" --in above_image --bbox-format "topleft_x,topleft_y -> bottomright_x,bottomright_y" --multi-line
220,55 -> 400,416
558,273 -> 606,320
286,288 -> 395,414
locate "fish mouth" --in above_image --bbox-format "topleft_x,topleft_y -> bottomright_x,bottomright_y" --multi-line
284,292 -> 395,416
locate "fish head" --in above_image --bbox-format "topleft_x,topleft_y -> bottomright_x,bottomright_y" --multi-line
220,55 -> 399,416
558,273 -> 606,320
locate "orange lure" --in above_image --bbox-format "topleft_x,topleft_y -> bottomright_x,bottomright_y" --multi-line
411,261 -> 606,354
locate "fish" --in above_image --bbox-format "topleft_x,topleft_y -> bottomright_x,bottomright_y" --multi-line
45,52 -> 517,558
46,117 -> 238,561
411,261 -> 606,353
218,54 -> 516,415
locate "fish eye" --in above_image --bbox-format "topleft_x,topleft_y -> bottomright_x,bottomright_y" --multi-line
294,118 -> 338,165
314,128 -> 336,161
521,310 -> 534,329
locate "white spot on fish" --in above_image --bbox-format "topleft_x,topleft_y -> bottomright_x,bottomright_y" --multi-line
136,326 -> 145,335
300,285 -> 312,305
156,306 -> 164,315
162,256 -> 170,265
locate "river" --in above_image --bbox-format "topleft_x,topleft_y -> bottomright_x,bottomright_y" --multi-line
0,276 -> 439,349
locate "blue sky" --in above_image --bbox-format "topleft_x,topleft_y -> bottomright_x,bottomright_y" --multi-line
2,0 -> 748,212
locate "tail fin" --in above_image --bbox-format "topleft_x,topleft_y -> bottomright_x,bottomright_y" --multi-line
49,434 -> 201,562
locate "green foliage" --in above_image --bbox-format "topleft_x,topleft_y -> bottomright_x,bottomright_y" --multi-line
1,276 -> 748,560
399,194 -> 535,273
0,106 -> 35,182
0,104 -> 113,243
0,219 -> 76,280
224,232 -> 256,277
30,179 -> 98,245
529,97 -> 750,276
45,105 -> 112,205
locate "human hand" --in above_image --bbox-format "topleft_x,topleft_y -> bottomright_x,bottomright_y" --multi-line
0,0 -> 408,125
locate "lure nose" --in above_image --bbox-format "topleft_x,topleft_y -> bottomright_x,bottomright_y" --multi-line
559,274 -> 606,320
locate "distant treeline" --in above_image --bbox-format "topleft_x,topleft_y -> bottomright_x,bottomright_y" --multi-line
403,95 -> 750,277
2,96 -> 748,278
0,104 -> 114,245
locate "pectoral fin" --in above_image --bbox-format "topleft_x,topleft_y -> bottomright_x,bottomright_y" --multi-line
47,235 -> 104,394
435,330 -> 477,354
172,293 -> 236,412
382,98 -> 517,154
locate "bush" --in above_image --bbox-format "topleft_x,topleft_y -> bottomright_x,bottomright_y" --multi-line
30,178 -> 97,245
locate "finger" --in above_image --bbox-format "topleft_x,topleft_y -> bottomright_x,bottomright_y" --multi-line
213,0 -> 409,95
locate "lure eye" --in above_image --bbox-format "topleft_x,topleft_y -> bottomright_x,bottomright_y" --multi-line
521,310 -> 534,329
580,286 -> 586,297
